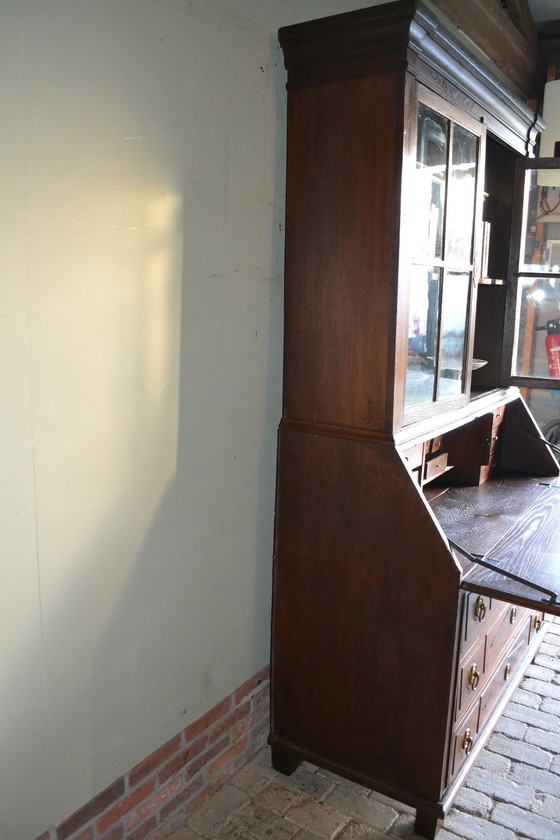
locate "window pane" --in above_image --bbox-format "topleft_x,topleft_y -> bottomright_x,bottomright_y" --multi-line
519,168 -> 560,273
445,125 -> 478,265
513,276 -> 560,378
524,387 -> 560,436
405,265 -> 441,409
414,105 -> 447,262
437,271 -> 470,398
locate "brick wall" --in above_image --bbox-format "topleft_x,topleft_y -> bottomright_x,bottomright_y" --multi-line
35,666 -> 270,840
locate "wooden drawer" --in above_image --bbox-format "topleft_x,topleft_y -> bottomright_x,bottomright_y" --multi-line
450,703 -> 480,780
484,603 -> 529,673
450,599 -> 544,784
462,592 -> 501,654
428,436 -> 444,455
478,617 -> 532,731
486,407 -> 504,466
456,635 -> 486,720
401,442 -> 424,485
401,441 -> 424,471
456,598 -> 523,720
424,451 -> 448,482
529,611 -> 546,641
491,406 -> 505,436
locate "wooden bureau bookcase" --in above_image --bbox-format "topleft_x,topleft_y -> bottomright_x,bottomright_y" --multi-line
269,2 -> 560,838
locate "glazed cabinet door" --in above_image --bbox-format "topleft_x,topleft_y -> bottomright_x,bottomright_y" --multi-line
400,86 -> 486,427
502,156 -> 560,389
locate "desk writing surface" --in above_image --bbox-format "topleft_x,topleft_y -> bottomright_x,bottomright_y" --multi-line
429,476 -> 560,617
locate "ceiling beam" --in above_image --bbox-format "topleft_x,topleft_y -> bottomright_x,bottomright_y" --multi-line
501,0 -> 538,42
536,19 -> 560,80
432,0 -> 545,99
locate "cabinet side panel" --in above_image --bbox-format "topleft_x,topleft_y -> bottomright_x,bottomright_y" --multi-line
501,397 -> 560,475
282,72 -> 405,432
270,427 -> 461,800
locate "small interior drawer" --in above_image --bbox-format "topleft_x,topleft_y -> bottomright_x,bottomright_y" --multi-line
424,452 -> 448,482
428,436 -> 444,454
401,442 -> 424,471
491,407 -> 505,432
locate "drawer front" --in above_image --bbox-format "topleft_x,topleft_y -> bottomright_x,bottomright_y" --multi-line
485,407 -> 504,472
450,703 -> 480,780
424,452 -> 448,482
485,604 -> 530,674
450,591 -> 546,787
462,592 -> 501,654
456,599 -> 526,721
529,611 -> 546,640
401,441 -> 424,471
456,635 -> 486,720
490,406 -> 504,442
401,442 -> 424,485
428,436 -> 444,454
478,617 -> 532,731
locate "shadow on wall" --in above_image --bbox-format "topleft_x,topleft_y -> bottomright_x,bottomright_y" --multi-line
0,2 -> 286,837
88,227 -> 284,790
3,177 -> 283,840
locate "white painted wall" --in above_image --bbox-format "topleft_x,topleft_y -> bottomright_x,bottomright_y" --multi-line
0,1 -> 383,837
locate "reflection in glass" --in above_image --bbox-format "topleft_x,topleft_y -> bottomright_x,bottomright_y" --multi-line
514,277 -> 560,378
437,271 -> 470,398
405,102 -> 479,414
446,126 -> 477,265
414,105 -> 447,262
405,266 -> 441,408
524,386 -> 560,434
519,169 -> 560,273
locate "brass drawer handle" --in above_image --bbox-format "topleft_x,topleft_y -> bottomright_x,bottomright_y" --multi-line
474,596 -> 487,622
462,728 -> 474,755
510,607 -> 517,624
533,615 -> 543,632
468,664 -> 480,690
504,663 -> 511,681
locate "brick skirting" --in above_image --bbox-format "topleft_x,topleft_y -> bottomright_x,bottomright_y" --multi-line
36,665 -> 270,840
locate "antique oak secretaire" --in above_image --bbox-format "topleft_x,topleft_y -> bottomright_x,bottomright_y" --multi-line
269,2 -> 560,837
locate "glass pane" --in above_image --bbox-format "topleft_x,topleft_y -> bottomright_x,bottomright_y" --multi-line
405,265 -> 441,409
525,387 -> 560,437
519,168 -> 560,273
414,105 -> 447,262
513,276 -> 560,378
437,271 -> 470,398
445,125 -> 478,266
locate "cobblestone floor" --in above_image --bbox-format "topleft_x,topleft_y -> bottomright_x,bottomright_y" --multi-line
168,619 -> 560,840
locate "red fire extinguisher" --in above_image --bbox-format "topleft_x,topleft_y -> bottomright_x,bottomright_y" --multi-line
537,318 -> 560,378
